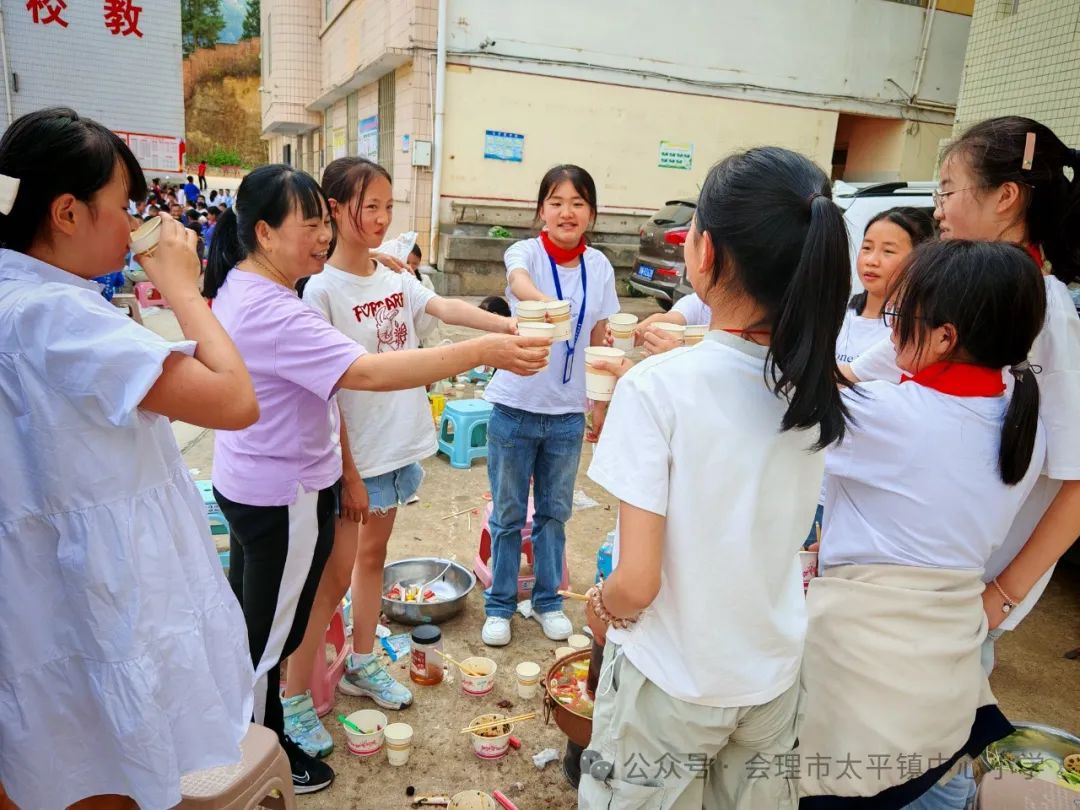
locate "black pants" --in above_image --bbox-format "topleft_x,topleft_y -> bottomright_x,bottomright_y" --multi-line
214,484 -> 337,742
198,174 -> 207,190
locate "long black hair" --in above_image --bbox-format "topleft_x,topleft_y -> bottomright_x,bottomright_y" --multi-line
0,107 -> 147,253
890,240 -> 1046,485
944,116 -> 1080,284
849,206 -> 936,313
695,146 -> 851,448
204,164 -> 328,299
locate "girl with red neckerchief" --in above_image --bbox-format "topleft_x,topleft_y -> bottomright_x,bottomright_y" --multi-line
480,165 -> 620,648
797,239 -> 1048,810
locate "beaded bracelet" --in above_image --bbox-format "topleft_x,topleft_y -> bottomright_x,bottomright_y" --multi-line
586,582 -> 637,630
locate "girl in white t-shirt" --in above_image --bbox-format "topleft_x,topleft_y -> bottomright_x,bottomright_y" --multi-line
481,165 -> 620,648
580,147 -> 853,809
289,157 -> 517,734
798,240 -> 1047,809
847,117 -> 1080,660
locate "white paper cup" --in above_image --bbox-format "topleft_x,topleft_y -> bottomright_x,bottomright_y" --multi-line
468,714 -> 514,761
609,313 -> 639,352
545,300 -> 572,342
517,322 -> 555,369
129,217 -> 162,256
799,550 -> 818,592
554,646 -> 574,660
460,656 -> 498,697
515,300 -> 548,323
344,709 -> 388,757
567,634 -> 591,651
654,322 -> 687,345
684,324 -> 708,345
585,346 -> 626,402
384,722 -> 414,766
515,661 -> 541,699
449,791 -> 497,810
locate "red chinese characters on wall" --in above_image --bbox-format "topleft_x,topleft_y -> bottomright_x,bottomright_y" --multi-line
25,0 -> 144,37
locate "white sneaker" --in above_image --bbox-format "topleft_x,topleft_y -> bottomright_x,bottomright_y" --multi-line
482,616 -> 512,646
533,610 -> 572,641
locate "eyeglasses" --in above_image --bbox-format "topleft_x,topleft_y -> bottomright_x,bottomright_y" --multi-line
882,306 -> 932,328
932,187 -> 976,208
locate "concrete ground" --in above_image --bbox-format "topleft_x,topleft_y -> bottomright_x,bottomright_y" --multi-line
144,296 -> 1079,809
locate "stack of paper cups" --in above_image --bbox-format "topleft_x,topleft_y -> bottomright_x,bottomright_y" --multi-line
546,300 -> 572,342
515,661 -> 542,699
516,321 -> 555,369
654,322 -> 686,345
384,722 -> 414,766
567,634 -> 591,651
585,347 -> 626,402
609,313 -> 639,352
516,300 -> 548,326
684,324 -> 708,346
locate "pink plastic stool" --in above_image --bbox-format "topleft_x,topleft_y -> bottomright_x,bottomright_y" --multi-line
474,499 -> 570,600
309,605 -> 348,717
134,281 -> 169,309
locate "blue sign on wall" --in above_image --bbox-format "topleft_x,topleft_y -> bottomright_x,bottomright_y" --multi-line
484,130 -> 525,162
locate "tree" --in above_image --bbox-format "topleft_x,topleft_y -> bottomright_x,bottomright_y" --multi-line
182,0 -> 225,57
241,0 -> 260,40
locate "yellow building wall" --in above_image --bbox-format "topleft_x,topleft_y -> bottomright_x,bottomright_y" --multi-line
844,118 -> 951,182
440,65 -> 839,212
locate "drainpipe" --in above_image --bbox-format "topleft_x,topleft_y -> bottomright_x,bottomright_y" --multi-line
428,0 -> 447,264
911,0 -> 939,106
0,4 -> 14,129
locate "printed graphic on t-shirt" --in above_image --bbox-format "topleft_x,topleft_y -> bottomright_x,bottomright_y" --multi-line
351,292 -> 409,352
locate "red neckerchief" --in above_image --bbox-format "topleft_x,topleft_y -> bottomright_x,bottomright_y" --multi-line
900,361 -> 1005,397
540,230 -> 586,264
1025,243 -> 1045,268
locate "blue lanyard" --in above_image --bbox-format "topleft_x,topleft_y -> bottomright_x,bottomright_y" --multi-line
548,254 -> 587,384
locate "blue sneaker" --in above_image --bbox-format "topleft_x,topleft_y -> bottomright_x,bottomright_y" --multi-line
338,653 -> 413,710
282,691 -> 334,758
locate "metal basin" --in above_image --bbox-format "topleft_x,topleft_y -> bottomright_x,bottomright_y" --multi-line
382,557 -> 476,626
978,722 -> 1080,791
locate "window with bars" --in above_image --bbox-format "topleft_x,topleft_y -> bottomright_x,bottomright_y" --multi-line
378,73 -> 396,180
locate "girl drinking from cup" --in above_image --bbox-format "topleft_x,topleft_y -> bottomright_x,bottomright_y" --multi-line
481,164 -> 620,647
0,108 -> 257,810
797,240 -> 1047,809
847,118 -> 1080,660
580,147 -> 852,809
285,157 -> 516,743
204,165 -> 547,793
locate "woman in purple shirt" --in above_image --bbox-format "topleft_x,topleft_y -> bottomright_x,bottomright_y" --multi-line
204,165 -> 548,795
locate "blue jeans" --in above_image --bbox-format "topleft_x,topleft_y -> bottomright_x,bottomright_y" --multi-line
484,404 -> 584,618
362,462 -> 424,515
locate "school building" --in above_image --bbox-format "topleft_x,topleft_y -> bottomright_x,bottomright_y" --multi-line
0,0 -> 185,176
259,0 -> 973,292
953,0 -> 1080,145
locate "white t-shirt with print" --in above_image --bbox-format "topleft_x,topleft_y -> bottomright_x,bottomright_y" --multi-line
483,237 -> 620,415
589,331 -> 823,708
843,275 -> 1080,628
672,293 -> 711,326
303,264 -> 438,479
822,380 -> 1046,571
835,307 -> 891,366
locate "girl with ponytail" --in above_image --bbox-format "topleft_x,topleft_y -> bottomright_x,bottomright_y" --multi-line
796,240 -> 1047,809
579,147 -> 851,809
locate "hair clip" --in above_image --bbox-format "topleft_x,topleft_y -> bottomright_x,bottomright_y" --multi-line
1021,132 -> 1036,171
0,173 -> 20,215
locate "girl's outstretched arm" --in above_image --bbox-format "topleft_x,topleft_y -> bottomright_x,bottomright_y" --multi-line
424,296 -> 515,334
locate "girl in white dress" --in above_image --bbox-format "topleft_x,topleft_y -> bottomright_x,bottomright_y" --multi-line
0,108 -> 258,809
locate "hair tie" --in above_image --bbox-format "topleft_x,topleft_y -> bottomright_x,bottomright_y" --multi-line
1009,360 -> 1042,379
0,173 -> 20,215
807,191 -> 823,204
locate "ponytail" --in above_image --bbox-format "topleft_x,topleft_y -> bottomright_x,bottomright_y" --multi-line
202,164 -> 329,300
770,194 -> 851,447
204,207 -> 240,299
1000,365 -> 1041,486
693,147 -> 851,450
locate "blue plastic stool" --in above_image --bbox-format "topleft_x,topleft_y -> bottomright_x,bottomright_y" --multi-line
437,398 -> 494,469
194,480 -> 230,537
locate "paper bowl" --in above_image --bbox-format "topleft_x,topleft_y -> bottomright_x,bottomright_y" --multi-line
344,709 -> 387,757
468,714 -> 514,760
129,217 -> 162,256
460,656 -> 498,696
449,791 -> 497,810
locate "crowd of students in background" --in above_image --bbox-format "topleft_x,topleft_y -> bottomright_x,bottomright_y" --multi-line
128,175 -> 236,262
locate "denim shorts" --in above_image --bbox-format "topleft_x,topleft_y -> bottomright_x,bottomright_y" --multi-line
362,462 -> 425,515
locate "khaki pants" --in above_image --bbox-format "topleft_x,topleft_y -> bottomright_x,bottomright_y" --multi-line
578,645 -> 799,810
